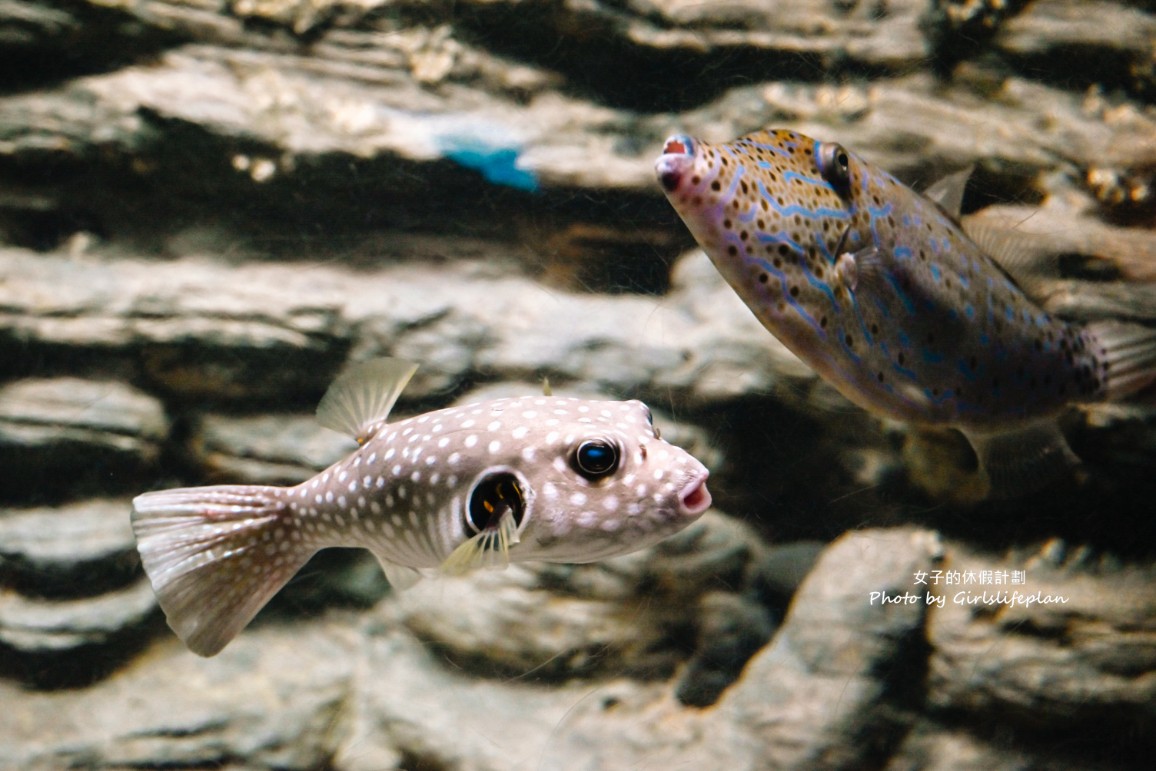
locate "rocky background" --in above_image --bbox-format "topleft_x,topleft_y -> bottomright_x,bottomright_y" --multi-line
1,1 -> 1154,768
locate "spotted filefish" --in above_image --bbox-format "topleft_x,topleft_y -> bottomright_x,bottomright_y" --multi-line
656,129 -> 1156,490
131,358 -> 711,656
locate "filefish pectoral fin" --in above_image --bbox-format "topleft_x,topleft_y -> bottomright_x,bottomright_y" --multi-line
961,420 -> 1080,496
316,357 -> 419,443
923,165 -> 973,220
836,246 -> 890,296
130,485 -> 312,657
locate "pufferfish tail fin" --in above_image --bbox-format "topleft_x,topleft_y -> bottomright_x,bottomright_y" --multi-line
131,485 -> 313,657
1087,321 -> 1156,401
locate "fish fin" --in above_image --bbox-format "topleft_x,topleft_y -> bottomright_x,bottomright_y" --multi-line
131,485 -> 311,656
316,357 -> 418,443
960,421 -> 1080,496
1086,321 -> 1156,400
369,551 -> 423,590
439,510 -> 520,575
923,165 -> 973,220
839,246 -> 889,294
961,220 -> 1057,299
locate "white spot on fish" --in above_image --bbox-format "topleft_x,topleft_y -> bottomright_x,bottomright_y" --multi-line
464,434 -> 478,448
488,440 -> 501,454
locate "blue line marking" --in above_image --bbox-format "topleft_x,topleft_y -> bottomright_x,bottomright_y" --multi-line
744,142 -> 791,158
756,180 -> 850,220
755,230 -> 806,255
885,273 -> 916,314
754,256 -> 820,330
782,170 -> 838,191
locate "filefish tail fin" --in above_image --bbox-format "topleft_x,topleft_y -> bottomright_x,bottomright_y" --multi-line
439,511 -> 520,575
1087,321 -> 1156,401
131,485 -> 312,657
962,421 -> 1080,497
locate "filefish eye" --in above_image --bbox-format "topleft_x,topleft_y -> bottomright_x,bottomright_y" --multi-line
572,439 -> 620,480
817,142 -> 851,190
466,471 -> 525,534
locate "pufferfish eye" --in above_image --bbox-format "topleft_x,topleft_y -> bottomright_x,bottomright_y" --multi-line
817,142 -> 851,191
572,439 -> 620,480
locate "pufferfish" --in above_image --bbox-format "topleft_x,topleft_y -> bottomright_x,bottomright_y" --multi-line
655,128 -> 1156,492
131,358 -> 712,656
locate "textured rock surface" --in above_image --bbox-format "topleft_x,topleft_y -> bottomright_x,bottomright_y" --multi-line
1,0 -> 1153,768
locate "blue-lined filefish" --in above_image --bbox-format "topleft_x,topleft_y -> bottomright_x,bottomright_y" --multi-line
656,128 -> 1156,492
132,358 -> 711,656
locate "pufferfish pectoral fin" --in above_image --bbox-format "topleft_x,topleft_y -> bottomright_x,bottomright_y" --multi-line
440,510 -> 521,575
366,549 -> 424,590
316,357 -> 419,443
960,420 -> 1081,496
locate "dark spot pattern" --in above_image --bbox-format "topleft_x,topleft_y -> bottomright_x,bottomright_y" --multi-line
657,127 -> 1112,429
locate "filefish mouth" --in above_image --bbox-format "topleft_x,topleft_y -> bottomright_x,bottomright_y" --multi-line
656,134 -> 696,193
677,471 -> 711,517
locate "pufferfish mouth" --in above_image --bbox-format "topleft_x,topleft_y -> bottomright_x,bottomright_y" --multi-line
655,134 -> 696,193
678,470 -> 711,517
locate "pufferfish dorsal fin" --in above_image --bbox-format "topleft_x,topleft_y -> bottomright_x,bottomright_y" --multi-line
923,165 -> 973,220
316,357 -> 419,444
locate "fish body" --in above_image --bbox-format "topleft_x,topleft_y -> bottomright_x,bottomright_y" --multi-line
132,359 -> 711,655
656,129 -> 1156,487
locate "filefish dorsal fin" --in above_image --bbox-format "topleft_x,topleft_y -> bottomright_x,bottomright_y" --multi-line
316,357 -> 419,444
923,165 -> 973,220
961,220 -> 1058,301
